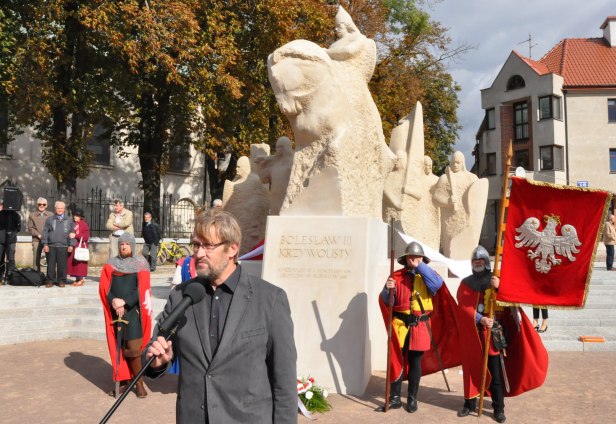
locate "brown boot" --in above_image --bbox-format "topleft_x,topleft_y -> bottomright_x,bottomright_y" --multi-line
128,356 -> 147,398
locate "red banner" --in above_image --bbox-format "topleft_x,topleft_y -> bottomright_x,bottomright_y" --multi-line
499,177 -> 612,308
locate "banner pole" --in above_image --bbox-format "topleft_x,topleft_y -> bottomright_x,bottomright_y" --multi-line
478,140 -> 512,417
383,218 -> 396,412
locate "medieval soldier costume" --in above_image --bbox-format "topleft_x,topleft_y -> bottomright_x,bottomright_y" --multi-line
379,241 -> 461,413
455,246 -> 548,423
99,233 -> 152,398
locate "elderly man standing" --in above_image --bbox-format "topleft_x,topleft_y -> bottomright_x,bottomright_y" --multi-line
28,197 -> 53,271
145,209 -> 297,423
106,200 -> 134,259
41,201 -> 74,288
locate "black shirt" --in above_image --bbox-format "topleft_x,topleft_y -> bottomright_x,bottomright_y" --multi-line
205,266 -> 241,355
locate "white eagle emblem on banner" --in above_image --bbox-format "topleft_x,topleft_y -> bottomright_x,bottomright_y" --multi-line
515,214 -> 582,273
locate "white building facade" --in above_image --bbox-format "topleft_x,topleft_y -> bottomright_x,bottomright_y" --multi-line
475,16 -> 616,251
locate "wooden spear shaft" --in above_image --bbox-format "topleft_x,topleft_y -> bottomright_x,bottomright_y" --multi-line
383,218 -> 396,412
478,140 -> 513,417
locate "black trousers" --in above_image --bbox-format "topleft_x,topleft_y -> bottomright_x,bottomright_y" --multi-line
47,246 -> 69,284
488,354 -> 505,413
0,241 -> 16,279
532,307 -> 549,320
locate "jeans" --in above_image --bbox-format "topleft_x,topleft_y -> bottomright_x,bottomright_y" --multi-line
606,244 -> 614,270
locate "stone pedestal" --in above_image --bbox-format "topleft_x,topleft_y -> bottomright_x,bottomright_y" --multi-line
262,216 -> 390,395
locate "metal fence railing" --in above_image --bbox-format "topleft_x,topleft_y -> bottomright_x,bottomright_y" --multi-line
14,187 -> 200,239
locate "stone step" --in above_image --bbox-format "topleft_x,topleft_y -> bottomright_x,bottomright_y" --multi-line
0,330 -> 106,345
1,316 -> 104,334
542,339 -> 615,352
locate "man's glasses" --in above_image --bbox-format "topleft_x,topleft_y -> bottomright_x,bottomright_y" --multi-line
192,241 -> 227,252
38,203 -> 46,206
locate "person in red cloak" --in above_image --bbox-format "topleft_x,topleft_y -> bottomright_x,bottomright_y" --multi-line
378,241 -> 461,413
455,245 -> 548,423
99,233 -> 153,398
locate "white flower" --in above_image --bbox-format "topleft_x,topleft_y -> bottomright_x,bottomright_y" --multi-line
305,391 -> 314,400
322,389 -> 328,398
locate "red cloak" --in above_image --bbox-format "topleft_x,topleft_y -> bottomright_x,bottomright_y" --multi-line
456,282 -> 548,398
99,264 -> 153,381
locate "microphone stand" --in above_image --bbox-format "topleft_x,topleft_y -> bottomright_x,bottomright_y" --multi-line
99,323 -> 179,424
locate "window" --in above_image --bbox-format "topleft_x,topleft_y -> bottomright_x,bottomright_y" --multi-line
486,153 -> 497,175
168,144 -> 191,173
514,101 -> 529,140
610,149 -> 616,173
507,75 -> 526,90
86,122 -> 112,165
514,149 -> 529,170
539,95 -> 561,120
486,108 -> 495,130
609,99 -> 616,123
540,145 -> 563,170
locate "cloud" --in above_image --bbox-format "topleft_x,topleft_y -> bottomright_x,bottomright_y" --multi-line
428,0 -> 614,168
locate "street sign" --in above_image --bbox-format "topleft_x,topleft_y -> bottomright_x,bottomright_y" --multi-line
577,181 -> 589,188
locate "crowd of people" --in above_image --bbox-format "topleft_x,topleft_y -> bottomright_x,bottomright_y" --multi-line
0,197 -> 166,287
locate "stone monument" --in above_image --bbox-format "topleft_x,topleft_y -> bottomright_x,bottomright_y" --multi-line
433,151 -> 488,259
267,7 -> 394,218
222,156 -> 270,255
253,136 -> 294,216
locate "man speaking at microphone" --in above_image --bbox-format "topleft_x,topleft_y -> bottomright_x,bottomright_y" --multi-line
144,209 -> 297,423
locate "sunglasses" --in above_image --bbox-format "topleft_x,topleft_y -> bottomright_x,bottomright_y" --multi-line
38,203 -> 47,206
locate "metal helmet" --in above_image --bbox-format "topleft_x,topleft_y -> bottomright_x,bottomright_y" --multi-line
471,245 -> 491,271
397,241 -> 430,265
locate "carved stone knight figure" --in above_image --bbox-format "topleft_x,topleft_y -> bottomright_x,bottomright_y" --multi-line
253,137 -> 295,216
267,6 -> 394,217
222,156 -> 270,255
433,151 -> 488,259
398,156 -> 441,250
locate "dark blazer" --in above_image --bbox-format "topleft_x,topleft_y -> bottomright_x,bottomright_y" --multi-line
145,266 -> 297,424
142,220 -> 161,245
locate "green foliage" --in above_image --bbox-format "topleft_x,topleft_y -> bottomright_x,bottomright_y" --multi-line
2,0 -> 464,199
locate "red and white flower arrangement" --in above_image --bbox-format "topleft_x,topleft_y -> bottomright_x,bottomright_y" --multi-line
297,375 -> 331,413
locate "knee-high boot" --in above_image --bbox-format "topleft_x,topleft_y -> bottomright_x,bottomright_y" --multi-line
377,376 -> 403,411
128,356 -> 148,398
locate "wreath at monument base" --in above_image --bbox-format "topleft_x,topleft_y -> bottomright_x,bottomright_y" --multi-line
297,375 -> 331,413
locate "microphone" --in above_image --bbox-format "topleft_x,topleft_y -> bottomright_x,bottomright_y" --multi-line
158,281 -> 207,333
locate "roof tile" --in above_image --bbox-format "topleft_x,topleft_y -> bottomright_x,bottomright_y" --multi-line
539,38 -> 616,87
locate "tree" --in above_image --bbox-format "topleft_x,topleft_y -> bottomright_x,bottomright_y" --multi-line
3,1 -> 108,199
189,0 -> 333,202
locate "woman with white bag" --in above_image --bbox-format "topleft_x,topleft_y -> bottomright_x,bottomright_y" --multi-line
68,208 -> 90,287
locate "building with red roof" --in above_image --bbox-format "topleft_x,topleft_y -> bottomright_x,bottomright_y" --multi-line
475,16 -> 616,251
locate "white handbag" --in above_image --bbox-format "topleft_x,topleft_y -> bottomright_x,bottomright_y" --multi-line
74,238 -> 90,262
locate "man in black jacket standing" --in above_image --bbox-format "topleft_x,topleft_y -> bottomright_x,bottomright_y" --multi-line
0,199 -> 21,284
142,212 -> 161,272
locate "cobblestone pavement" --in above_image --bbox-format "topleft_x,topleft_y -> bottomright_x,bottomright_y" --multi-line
0,339 -> 614,423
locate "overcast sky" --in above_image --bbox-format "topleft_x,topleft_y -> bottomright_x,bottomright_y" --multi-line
427,0 -> 614,168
